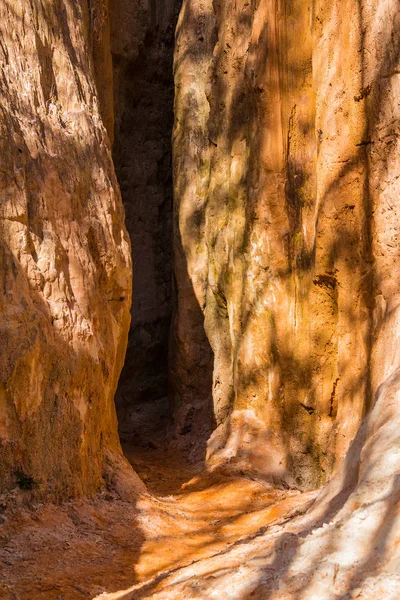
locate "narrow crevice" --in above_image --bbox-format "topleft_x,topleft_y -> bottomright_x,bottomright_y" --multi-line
110,1 -> 182,448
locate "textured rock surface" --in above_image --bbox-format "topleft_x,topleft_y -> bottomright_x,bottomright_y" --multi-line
2,0 -> 400,598
0,0 -> 133,497
110,0 -> 180,441
171,0 -> 399,488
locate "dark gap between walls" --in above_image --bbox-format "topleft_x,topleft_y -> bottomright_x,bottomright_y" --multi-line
111,0 -> 181,447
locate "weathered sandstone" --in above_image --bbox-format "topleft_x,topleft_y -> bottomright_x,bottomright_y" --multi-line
172,0 -> 400,489
0,0 -> 133,497
1,0 -> 400,598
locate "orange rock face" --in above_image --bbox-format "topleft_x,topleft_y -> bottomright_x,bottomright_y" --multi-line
0,0 -> 132,497
171,0 -> 400,489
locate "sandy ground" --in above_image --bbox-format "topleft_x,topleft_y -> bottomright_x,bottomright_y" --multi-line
0,441 -> 311,600
4,379 -> 400,600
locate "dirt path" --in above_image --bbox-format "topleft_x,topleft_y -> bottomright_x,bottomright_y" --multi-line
0,443 -> 312,600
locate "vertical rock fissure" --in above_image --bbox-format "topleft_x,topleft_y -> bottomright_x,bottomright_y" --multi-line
110,0 -> 181,446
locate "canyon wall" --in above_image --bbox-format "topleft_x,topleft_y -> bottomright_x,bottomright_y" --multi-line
1,0 -> 398,505
0,0 -> 133,497
172,0 -> 400,488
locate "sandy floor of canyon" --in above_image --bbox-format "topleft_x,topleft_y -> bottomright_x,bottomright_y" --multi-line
0,438 -> 315,600
2,395 -> 400,600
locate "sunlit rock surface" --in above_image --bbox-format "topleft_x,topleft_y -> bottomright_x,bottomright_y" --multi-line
171,0 -> 400,489
93,367 -> 400,599
0,0 -> 133,497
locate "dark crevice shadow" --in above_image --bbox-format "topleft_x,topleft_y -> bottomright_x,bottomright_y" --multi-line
111,0 -> 181,446
110,0 -> 215,471
168,228 -> 216,463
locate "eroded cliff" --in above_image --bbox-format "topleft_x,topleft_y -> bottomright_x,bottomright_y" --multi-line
0,0 -> 133,497
172,0 -> 400,489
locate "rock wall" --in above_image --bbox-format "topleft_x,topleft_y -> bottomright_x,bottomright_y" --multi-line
172,0 -> 400,488
110,0 -> 180,441
0,0 -> 132,497
2,0 -> 398,506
